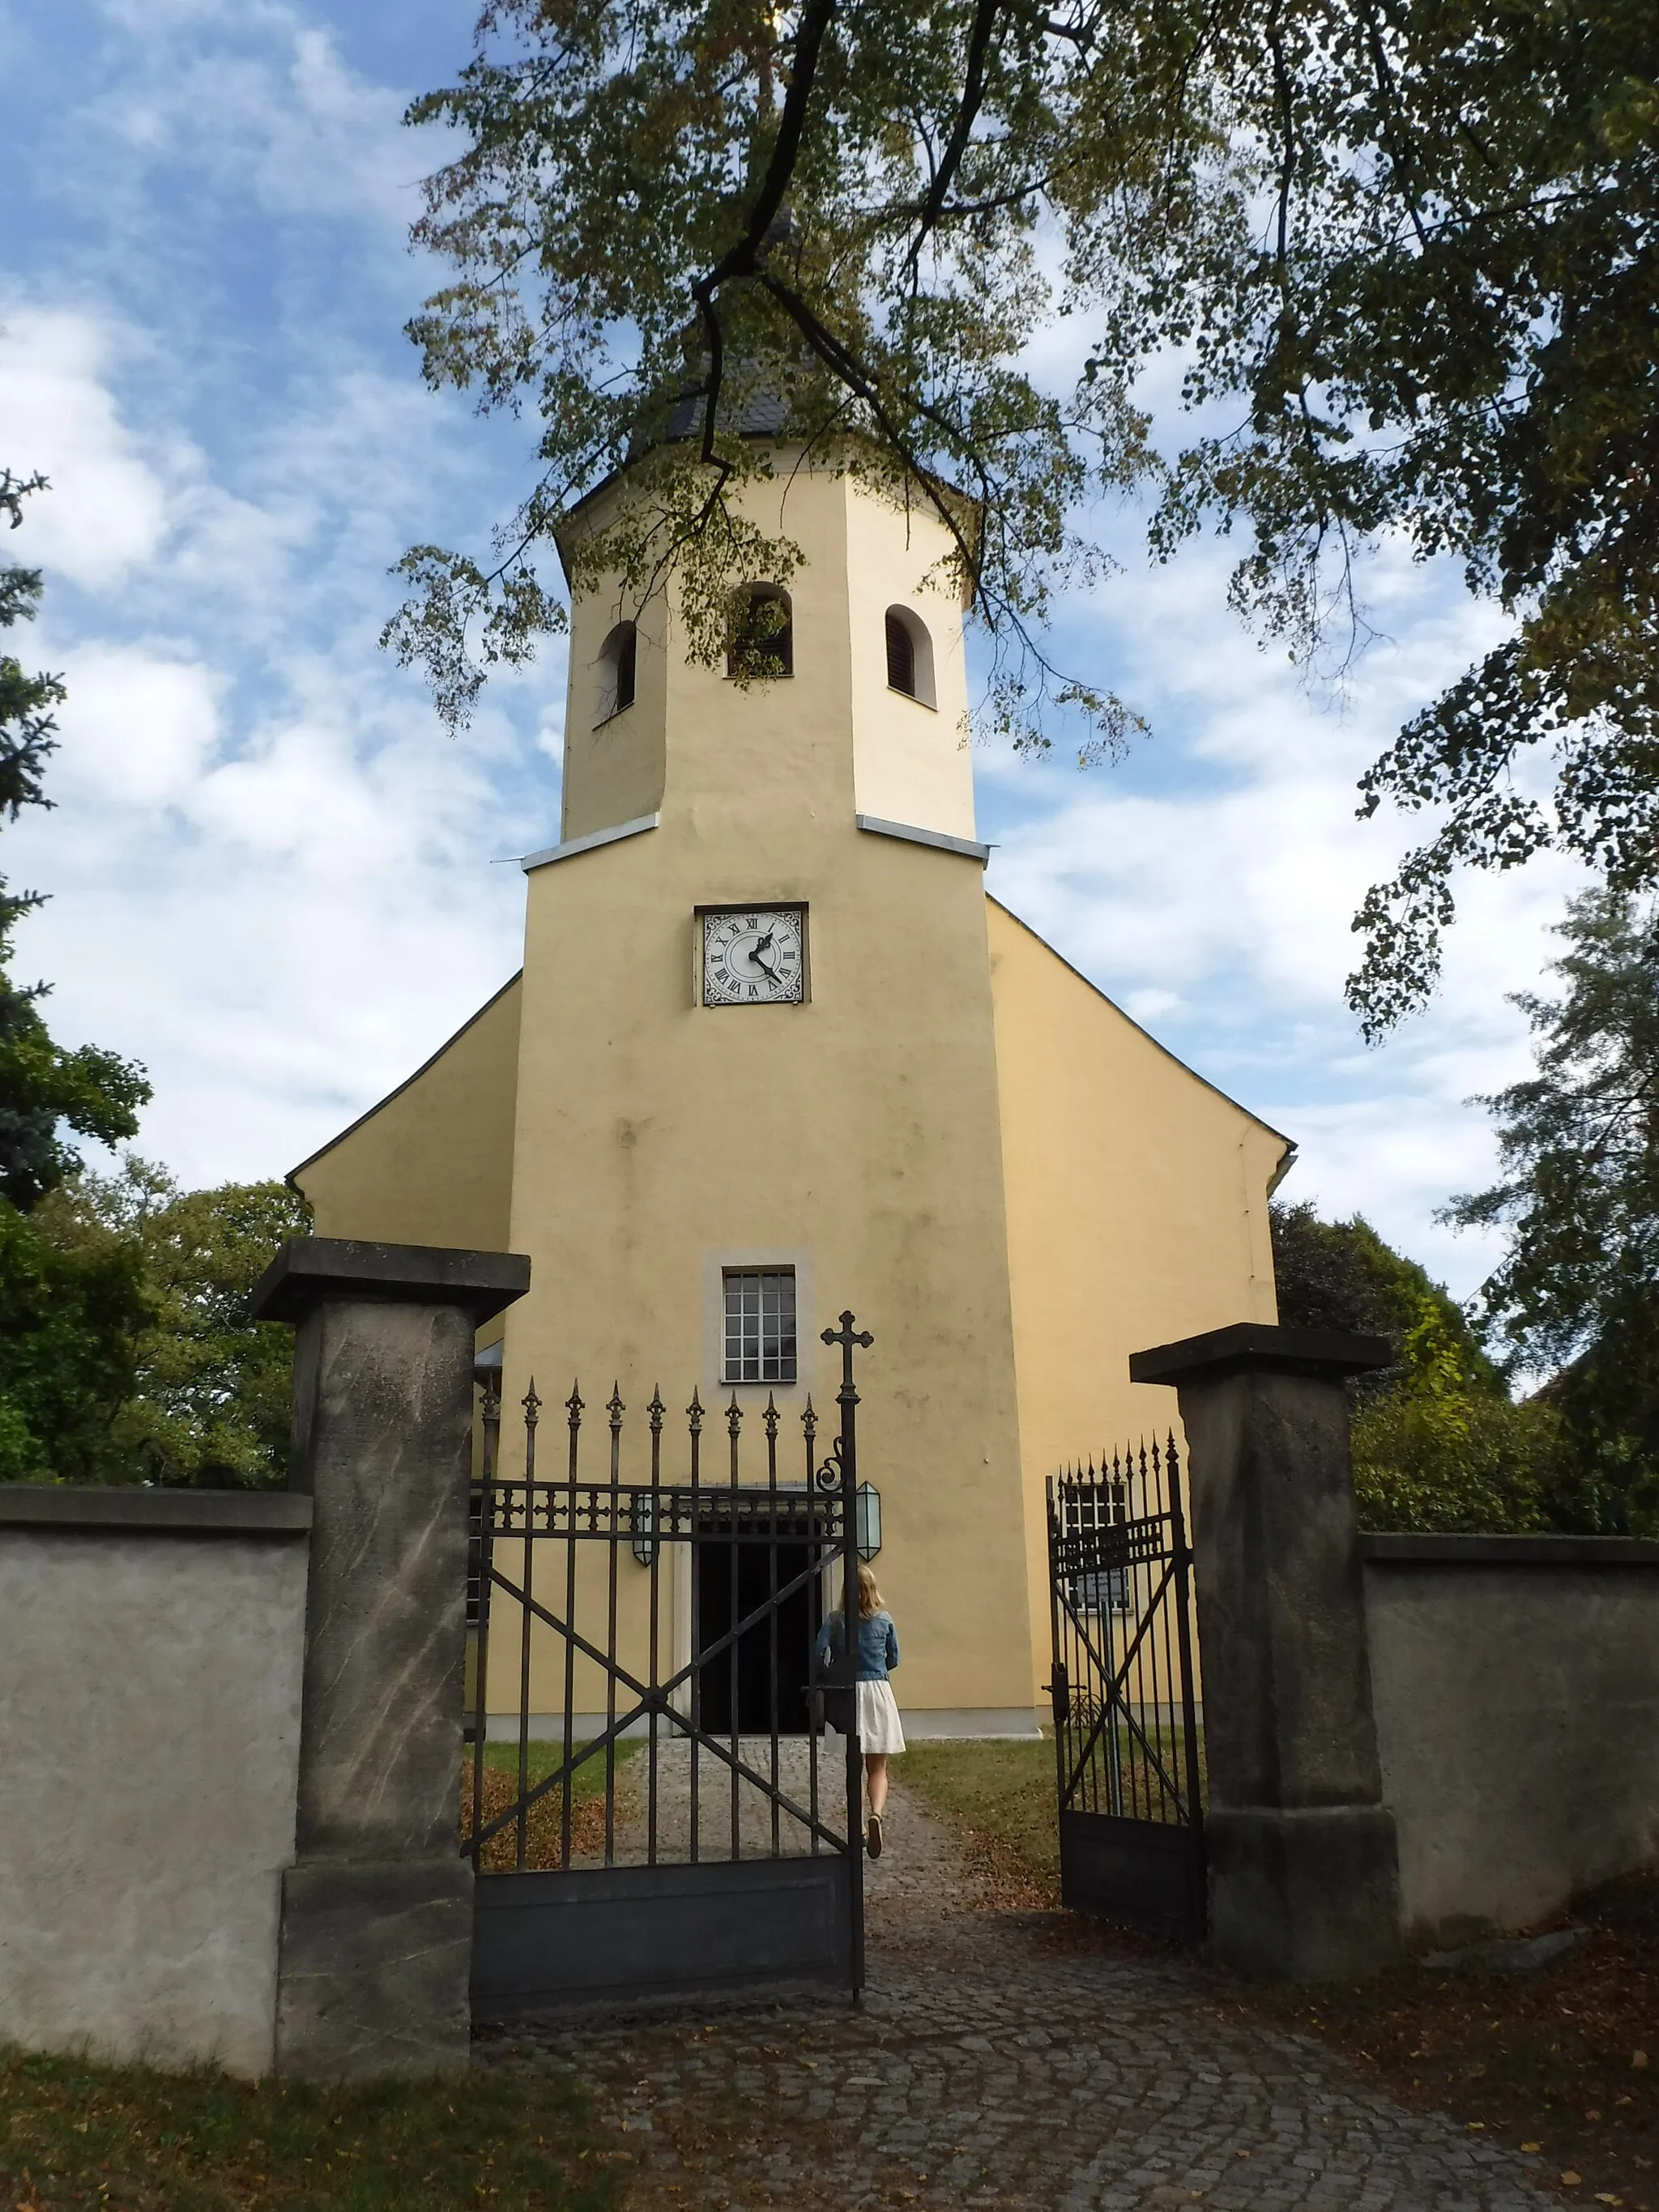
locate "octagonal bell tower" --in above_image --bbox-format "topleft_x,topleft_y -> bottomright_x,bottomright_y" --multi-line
500,450 -> 1039,1736
555,458 -> 978,853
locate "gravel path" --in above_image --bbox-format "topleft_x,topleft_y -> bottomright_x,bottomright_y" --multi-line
480,1779 -> 1560,2212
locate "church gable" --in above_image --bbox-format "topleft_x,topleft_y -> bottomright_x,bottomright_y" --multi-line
290,971 -> 522,1252
988,890 -> 1290,1438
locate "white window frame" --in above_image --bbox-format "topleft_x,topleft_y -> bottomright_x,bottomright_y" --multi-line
721,1267 -> 798,1385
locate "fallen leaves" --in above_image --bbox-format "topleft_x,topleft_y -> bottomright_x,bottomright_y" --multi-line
1235,1862 -> 1658,2212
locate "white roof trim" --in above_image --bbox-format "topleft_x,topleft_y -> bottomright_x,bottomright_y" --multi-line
855,813 -> 991,863
518,812 -> 660,874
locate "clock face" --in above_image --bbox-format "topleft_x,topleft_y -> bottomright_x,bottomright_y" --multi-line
702,906 -> 806,1006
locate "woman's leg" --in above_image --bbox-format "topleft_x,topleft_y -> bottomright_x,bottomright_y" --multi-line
864,1752 -> 888,1819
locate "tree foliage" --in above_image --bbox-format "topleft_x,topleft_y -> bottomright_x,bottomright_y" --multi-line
0,1161 -> 310,1486
1270,1198 -> 1557,1532
398,0 -> 1659,1025
0,467 -> 149,1208
1269,1199 -> 1500,1396
0,1190 -> 150,1483
1445,887 -> 1659,1528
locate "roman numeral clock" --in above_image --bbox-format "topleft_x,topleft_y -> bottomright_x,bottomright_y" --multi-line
699,906 -> 806,1006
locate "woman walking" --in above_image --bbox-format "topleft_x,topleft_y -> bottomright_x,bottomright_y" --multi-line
817,1562 -> 905,1857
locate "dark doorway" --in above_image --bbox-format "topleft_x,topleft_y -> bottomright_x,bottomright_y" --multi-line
695,1529 -> 817,1737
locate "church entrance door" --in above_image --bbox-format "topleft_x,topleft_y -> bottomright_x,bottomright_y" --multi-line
1045,1438 -> 1206,1941
694,1525 -> 815,1738
464,1315 -> 873,2018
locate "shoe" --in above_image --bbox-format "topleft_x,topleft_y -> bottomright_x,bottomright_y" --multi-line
867,1813 -> 883,1859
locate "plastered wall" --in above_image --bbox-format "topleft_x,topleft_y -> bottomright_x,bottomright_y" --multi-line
1363,1539 -> 1659,1944
292,975 -> 522,1251
989,898 -> 1290,1704
0,1498 -> 309,2075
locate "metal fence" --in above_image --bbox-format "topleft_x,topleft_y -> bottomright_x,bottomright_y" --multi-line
1045,1436 -> 1205,1938
464,1314 -> 872,2013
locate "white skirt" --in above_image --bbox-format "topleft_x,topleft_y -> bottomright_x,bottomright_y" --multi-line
852,1678 -> 906,1754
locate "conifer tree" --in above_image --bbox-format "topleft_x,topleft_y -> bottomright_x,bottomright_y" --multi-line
0,467 -> 148,1208
1446,889 -> 1659,1529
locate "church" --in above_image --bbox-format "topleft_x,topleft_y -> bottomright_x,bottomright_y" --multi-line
292,447 -> 1290,1738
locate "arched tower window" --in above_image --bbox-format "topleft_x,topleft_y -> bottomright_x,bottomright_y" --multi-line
727,586 -> 794,679
883,606 -> 935,707
596,621 -> 637,722
885,609 -> 915,696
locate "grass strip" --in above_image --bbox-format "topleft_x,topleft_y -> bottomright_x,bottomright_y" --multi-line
0,2048 -> 622,2212
464,1738 -> 646,1872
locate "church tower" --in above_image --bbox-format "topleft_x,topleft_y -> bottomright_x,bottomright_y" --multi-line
501,454 -> 1038,1729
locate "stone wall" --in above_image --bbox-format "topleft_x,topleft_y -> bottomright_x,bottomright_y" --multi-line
1363,1533 -> 1659,1946
0,1486 -> 310,2076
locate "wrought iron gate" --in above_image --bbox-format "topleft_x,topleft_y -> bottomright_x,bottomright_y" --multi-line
1045,1435 -> 1205,1940
465,1313 -> 872,2015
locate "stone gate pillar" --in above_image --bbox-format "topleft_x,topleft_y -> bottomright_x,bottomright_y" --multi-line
251,1238 -> 531,2076
1128,1322 -> 1402,1981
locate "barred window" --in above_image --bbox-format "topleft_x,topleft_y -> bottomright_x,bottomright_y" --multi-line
723,1268 -> 797,1384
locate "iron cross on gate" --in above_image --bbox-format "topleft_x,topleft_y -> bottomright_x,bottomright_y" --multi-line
821,1309 -> 874,1401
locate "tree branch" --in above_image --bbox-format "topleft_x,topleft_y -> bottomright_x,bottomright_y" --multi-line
908,0 -> 1003,266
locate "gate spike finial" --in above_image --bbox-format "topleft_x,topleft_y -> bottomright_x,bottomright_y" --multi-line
608,1382 -> 625,1428
686,1387 -> 703,1434
762,1391 -> 780,1443
727,1392 -> 743,1436
565,1379 -> 584,1426
646,1386 -> 664,1434
800,1394 -> 817,1443
522,1377 -> 542,1425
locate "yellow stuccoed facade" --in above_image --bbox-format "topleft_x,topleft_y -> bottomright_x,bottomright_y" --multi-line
294,451 -> 1290,1733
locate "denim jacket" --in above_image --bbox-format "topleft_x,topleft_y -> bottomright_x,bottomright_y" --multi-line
816,1608 -> 900,1682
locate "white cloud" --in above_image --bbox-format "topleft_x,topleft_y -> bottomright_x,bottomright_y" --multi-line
978,519 -> 1581,1302
0,305 -> 173,589
81,6 -> 420,229
2,288 -> 550,1190
52,647 -> 222,807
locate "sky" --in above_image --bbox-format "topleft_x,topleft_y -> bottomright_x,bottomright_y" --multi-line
0,0 -> 1585,1302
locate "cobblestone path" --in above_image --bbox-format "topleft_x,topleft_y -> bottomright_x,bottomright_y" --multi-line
601,1736 -> 847,1864
480,1780 -> 1559,2212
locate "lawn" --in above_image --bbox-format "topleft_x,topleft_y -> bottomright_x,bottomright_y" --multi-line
0,2048 -> 621,2212
463,1737 -> 644,1872
898,1738 -> 1659,2211
896,1737 -> 1061,1907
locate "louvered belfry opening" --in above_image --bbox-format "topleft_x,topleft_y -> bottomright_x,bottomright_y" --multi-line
612,623 -> 637,712
599,621 -> 638,719
885,608 -> 915,697
728,586 -> 794,678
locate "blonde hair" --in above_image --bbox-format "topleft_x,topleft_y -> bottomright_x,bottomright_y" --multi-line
856,1562 -> 885,1619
